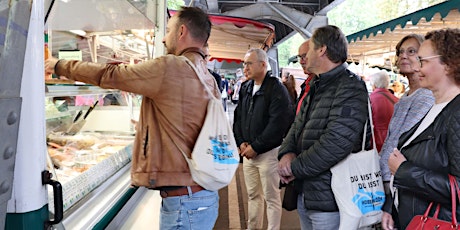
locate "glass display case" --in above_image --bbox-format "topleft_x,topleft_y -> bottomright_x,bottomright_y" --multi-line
3,1 -> 163,229
44,85 -> 141,228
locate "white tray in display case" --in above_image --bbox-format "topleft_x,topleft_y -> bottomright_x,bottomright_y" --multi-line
48,144 -> 132,212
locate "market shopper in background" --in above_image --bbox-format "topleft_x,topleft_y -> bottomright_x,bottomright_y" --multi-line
233,48 -> 294,230
391,81 -> 406,98
277,25 -> 369,229
379,34 -> 435,229
204,43 -> 222,92
45,7 -> 221,230
368,70 -> 399,152
281,72 -> 297,106
295,40 -> 314,115
221,75 -> 229,111
231,75 -> 246,104
383,28 -> 460,230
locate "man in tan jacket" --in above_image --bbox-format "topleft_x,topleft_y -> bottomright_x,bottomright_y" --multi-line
45,7 -> 221,229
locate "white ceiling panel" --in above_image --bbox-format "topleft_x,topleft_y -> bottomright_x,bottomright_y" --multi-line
47,0 -> 155,31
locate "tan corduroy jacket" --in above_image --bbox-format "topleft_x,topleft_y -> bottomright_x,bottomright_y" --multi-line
55,47 -> 220,189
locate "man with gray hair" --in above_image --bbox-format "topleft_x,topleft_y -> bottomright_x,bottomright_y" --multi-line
369,70 -> 399,152
278,25 -> 369,229
233,48 -> 294,229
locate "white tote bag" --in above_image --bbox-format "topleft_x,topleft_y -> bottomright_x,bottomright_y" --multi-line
175,58 -> 239,191
331,100 -> 385,229
221,89 -> 228,99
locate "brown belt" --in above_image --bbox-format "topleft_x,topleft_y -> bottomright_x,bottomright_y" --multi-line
160,185 -> 205,198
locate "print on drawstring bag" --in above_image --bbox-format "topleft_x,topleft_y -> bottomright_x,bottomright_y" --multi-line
174,57 -> 239,191
330,99 -> 385,229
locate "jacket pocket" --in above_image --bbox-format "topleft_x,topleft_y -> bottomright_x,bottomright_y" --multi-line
142,126 -> 149,157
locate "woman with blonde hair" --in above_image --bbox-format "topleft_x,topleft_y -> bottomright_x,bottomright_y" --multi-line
391,81 -> 405,98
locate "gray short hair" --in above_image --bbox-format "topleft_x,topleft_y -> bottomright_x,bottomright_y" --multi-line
370,71 -> 390,89
246,48 -> 268,63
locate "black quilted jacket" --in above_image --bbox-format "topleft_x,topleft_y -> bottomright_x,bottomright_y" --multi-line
384,94 -> 460,229
233,74 -> 295,154
279,63 -> 369,212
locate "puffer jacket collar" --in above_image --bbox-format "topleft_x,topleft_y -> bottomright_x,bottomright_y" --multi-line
316,63 -> 349,84
309,63 -> 353,95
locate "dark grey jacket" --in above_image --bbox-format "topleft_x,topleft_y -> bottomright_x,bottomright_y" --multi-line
279,63 -> 369,211
233,73 -> 294,154
384,94 -> 460,229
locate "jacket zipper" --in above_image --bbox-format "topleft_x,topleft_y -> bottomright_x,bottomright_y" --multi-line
297,78 -> 319,152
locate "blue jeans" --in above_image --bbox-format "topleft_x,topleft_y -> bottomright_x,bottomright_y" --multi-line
297,192 -> 340,230
297,192 -> 309,230
160,188 -> 219,230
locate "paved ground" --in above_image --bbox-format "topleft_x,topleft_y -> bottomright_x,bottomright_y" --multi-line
214,102 -> 301,230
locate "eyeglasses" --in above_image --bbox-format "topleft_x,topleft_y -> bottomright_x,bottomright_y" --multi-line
398,48 -> 417,57
243,61 -> 263,67
297,53 -> 307,60
416,55 -> 442,68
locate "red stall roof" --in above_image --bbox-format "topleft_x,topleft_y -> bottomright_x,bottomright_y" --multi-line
171,11 -> 275,63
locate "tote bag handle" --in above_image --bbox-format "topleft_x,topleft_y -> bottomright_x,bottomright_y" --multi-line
359,99 -> 376,151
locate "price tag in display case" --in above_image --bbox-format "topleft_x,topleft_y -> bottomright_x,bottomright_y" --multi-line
58,50 -> 82,61
58,50 -> 85,85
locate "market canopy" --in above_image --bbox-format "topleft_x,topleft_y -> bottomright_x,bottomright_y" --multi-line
170,11 -> 276,64
208,14 -> 275,63
47,2 -> 275,64
347,0 -> 460,63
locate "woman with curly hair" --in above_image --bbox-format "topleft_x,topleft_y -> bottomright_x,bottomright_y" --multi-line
379,33 -> 436,229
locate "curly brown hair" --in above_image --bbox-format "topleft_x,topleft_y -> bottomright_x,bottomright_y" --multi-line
425,28 -> 460,84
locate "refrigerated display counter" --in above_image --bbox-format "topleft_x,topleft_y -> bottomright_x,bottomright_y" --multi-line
44,85 -> 141,229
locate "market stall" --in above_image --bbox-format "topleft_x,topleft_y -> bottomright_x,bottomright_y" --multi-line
207,14 -> 275,63
346,0 -> 460,66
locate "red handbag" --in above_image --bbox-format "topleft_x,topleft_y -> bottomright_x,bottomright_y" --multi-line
406,175 -> 460,230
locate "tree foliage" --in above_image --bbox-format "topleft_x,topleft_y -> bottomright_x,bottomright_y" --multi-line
277,0 -> 445,67
328,0 -> 445,35
167,0 -> 185,10
278,34 -> 305,68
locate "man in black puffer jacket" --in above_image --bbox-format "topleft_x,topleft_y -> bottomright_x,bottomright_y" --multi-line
278,25 -> 369,229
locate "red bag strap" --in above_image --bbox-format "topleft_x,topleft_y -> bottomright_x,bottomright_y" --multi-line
423,202 -> 435,217
454,175 -> 460,205
420,176 -> 459,227
448,175 -> 459,227
433,203 -> 441,218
